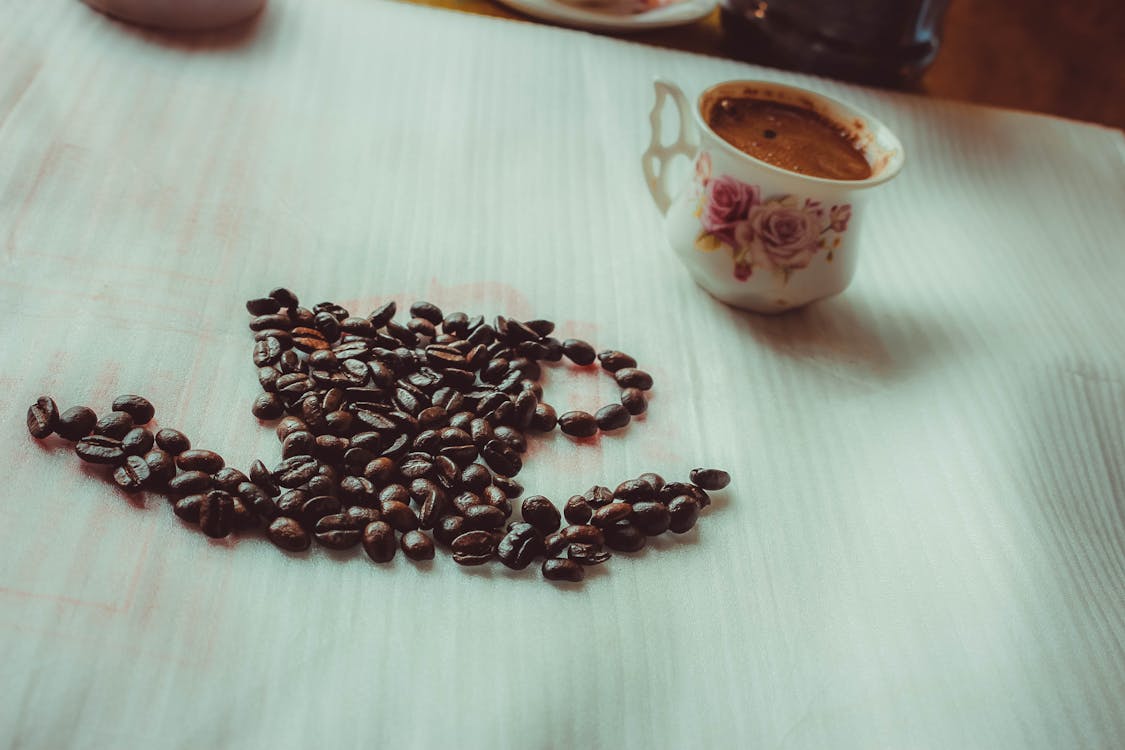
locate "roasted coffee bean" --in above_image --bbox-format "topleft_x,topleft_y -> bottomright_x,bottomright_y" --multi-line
273,455 -> 319,488
252,393 -> 284,420
597,350 -> 637,372
493,426 -> 527,454
493,475 -> 522,498
540,337 -> 564,362
212,467 -> 249,493
594,403 -> 630,431
416,406 -> 448,431
480,439 -> 521,477
112,394 -> 155,425
268,517 -> 310,552
459,463 -> 491,492
380,433 -> 411,460
363,457 -> 396,485
659,481 -> 711,508
591,502 -> 633,528
441,311 -> 469,336
381,500 -> 420,532
407,317 -> 437,339
434,515 -> 467,546
480,486 -> 511,516
451,530 -> 495,565
406,300 -> 441,325
568,542 -> 611,566
292,335 -> 330,353
630,501 -> 672,536
312,434 -> 348,463
56,406 -> 97,441
313,300 -> 350,319
174,494 -> 204,523
339,476 -> 376,506
604,522 -> 646,552
254,329 -> 293,348
168,470 -> 212,494
439,440 -> 477,466
301,495 -> 341,526
177,449 -> 224,474
345,506 -> 382,527
415,483 -> 447,529
26,396 -> 59,438
400,452 -> 435,480
638,472 -> 665,492
258,366 -> 281,392
562,524 -> 604,546
253,335 -> 284,368
614,367 -> 653,391
246,296 -> 281,315
248,459 -> 280,496
250,313 -> 292,332
281,430 -> 315,458
486,400 -> 516,428
620,388 -> 647,416
543,532 -> 568,557
667,496 -> 701,533
313,514 -> 362,549
614,479 -> 655,504
385,320 -> 417,346
362,521 -> 397,563
529,402 -> 558,432
112,455 -> 151,493
542,558 -> 584,582
452,491 -> 480,516
75,435 -> 125,465
199,490 -> 235,538
120,427 -> 154,456
521,496 -> 561,533
463,504 -> 506,531
558,411 -> 597,438
581,485 -> 612,508
277,350 -> 302,374
377,484 -> 409,507
563,495 -> 593,525
690,467 -> 731,491
151,428 -> 189,455
337,316 -> 372,338
273,417 -> 305,442
94,411 -> 133,440
237,481 -> 279,520
232,499 -> 263,530
561,339 -> 596,366
343,446 -> 377,474
302,475 -> 336,499
481,358 -> 508,384
400,530 -> 435,560
276,489 -> 308,517
144,449 -> 177,487
469,418 -> 494,449
497,523 -> 545,570
513,390 -> 537,429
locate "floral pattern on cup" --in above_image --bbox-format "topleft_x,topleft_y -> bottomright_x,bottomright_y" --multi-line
691,152 -> 852,282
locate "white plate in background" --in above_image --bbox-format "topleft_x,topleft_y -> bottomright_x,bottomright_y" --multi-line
494,0 -> 717,33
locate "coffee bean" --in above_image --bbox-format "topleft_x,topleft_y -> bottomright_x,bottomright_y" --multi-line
638,472 -> 665,491
563,495 -> 593,525
630,501 -> 671,535
544,532 -> 568,557
313,301 -> 350,320
238,481 -> 279,520
451,530 -> 495,565
304,474 -> 336,498
614,479 -> 655,504
144,449 -> 177,487
583,485 -> 614,507
620,388 -> 647,415
434,515 -> 467,546
381,500 -> 420,532
111,394 -> 155,425
252,393 -> 284,420
400,452 -> 435,480
542,558 -> 584,582
614,367 -> 653,391
345,506 -> 382,526
480,439 -> 521,477
177,449 -> 224,474
94,411 -> 133,440
26,396 -> 59,438
248,459 -> 280,496
459,463 -> 491,492
273,455 -> 318,488
604,522 -> 646,552
280,431 -> 314,459
594,403 -> 630,431
119,427 -> 154,456
246,296 -> 281,315
362,521 -> 397,563
568,542 -> 611,566
301,495 -> 341,527
367,300 -> 396,328
339,476 -> 376,506
463,504 -> 506,531
155,428 -> 190,454
173,494 -> 204,523
558,411 -> 597,438
690,467 -> 731,491
363,457 -> 396,485
55,406 -> 97,441
400,530 -> 435,560
264,516 -> 309,552
313,513 -> 362,549
212,467 -> 249,493
591,502 -> 633,528
451,491 -> 479,516
529,403 -> 557,432
521,496 -> 561,534
597,350 -> 637,372
112,455 -> 151,492
513,390 -> 537,429
253,337 -> 285,368
667,496 -> 700,533
199,490 -> 235,538
561,339 -> 596,366
75,435 -> 125,464
407,300 -> 442,325
168,470 -> 213,494
493,426 -> 527,454
378,483 -> 410,506
493,475 -> 523,498
562,524 -> 604,546
659,481 -> 710,509
276,489 -> 307,517
497,523 -> 545,570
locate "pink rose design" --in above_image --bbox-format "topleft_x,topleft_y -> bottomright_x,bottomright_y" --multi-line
701,175 -> 760,248
749,200 -> 824,270
829,204 -> 852,233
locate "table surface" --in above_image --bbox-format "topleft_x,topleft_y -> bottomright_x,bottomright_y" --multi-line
408,0 -> 1125,131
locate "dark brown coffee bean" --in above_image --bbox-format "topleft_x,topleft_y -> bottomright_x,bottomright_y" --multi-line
75,435 -> 125,464
233,497 -> 265,530
638,472 -> 665,492
339,316 -> 374,337
400,530 -> 435,560
252,393 -> 284,420
407,300 -> 442,324
94,411 -> 133,440
594,403 -> 630,431
313,300 -> 350,319
268,287 -> 299,308
614,479 -> 655,504
366,300 -> 396,329
614,367 -> 653,391
250,313 -> 293,332
558,411 -> 597,438
480,439 -> 521,477
441,311 -> 469,336
620,388 -> 647,416
246,296 -> 281,315
451,530 -> 495,565
690,467 -> 731,491
313,514 -> 362,549
154,428 -> 190,455
463,504 -> 506,531
173,494 -> 204,523
199,490 -> 235,538
667,496 -> 701,533
281,430 -> 315,459
210,467 -> 247,493
597,350 -> 637,372
497,523 -> 545,570
542,558 -> 584,582
120,427 -> 154,456
176,449 -> 223,474
563,495 -> 593,525
562,524 -> 604,546
492,426 -> 527,454
144,449 -> 176,487
561,339 -> 596,366
363,457 -> 396,485
591,501 -> 633,527
55,406 -> 97,441
512,390 -> 537,429
26,396 -> 59,438
605,522 -> 646,552
543,532 -> 568,557
273,455 -> 318,488
345,506 -> 382,526
630,501 -> 671,535
276,489 -> 308,517
493,475 -> 522,498
378,483 -> 410,506
529,403 -> 557,432
168,470 -> 212,494
659,481 -> 711,508
301,495 -> 341,527
245,460 -> 278,498
303,474 -> 336,498
269,517 -> 311,552
434,515 -> 467,546
252,337 -> 284,367
112,455 -> 151,493
380,500 -> 420,532
452,491 -> 480,516
568,542 -> 611,566
112,394 -> 155,425
338,476 -> 376,507
362,521 -> 397,563
400,452 -> 435,480
237,482 -> 279,520
521,496 -> 561,534
459,463 -> 491,492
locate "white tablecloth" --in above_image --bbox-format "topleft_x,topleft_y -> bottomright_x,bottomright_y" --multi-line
1,1 -> 1123,747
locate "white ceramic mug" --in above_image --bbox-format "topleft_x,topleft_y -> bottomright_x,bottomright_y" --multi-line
642,79 -> 904,313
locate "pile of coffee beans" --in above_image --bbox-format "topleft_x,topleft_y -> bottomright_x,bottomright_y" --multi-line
26,287 -> 730,583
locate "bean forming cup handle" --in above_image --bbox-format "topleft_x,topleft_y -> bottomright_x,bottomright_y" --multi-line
641,78 -> 700,215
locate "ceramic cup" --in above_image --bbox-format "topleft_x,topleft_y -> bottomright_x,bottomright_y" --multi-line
642,78 -> 904,313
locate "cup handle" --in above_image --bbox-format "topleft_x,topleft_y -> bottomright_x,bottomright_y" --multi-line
641,78 -> 700,215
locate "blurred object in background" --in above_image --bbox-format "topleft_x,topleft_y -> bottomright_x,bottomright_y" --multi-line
719,0 -> 951,86
80,0 -> 266,30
